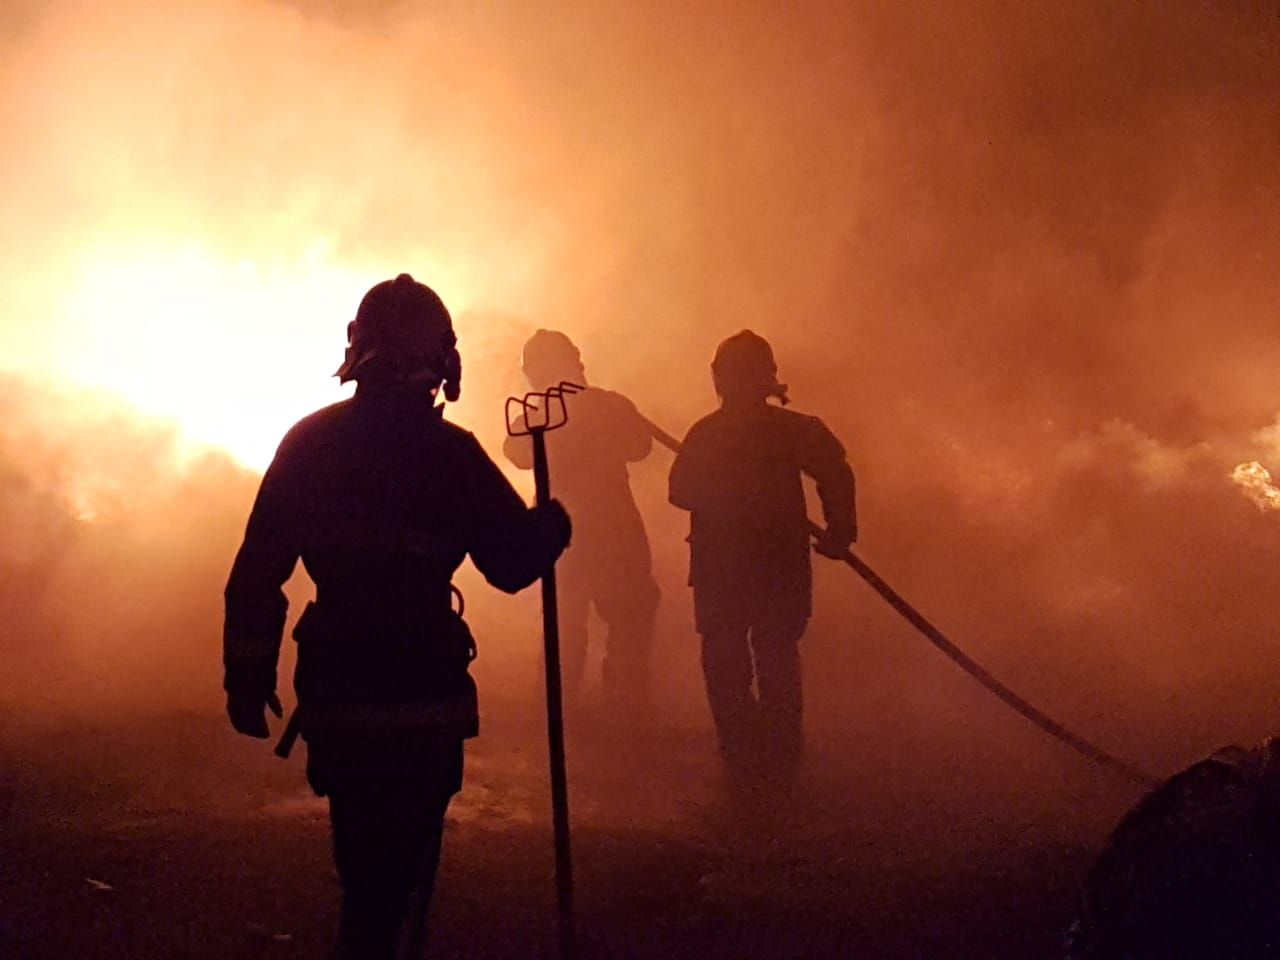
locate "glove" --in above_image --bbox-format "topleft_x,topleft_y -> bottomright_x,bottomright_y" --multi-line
226,690 -> 283,739
812,527 -> 854,560
534,498 -> 573,553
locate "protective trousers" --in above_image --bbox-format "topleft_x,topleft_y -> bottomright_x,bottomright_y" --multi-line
310,737 -> 463,960
558,547 -> 659,716
327,777 -> 454,959
700,615 -> 806,791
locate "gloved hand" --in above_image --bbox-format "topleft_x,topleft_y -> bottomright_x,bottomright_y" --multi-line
226,690 -> 283,739
812,527 -> 855,560
534,498 -> 573,552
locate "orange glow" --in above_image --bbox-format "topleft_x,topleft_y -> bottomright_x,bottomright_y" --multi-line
42,243 -> 479,471
0,0 -> 549,472
0,0 -> 1278,771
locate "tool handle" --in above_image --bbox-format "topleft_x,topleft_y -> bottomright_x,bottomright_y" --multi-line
274,710 -> 302,759
532,429 -> 576,958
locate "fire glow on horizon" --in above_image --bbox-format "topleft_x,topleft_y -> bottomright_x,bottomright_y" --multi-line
42,241 -> 495,471
52,244 -> 367,470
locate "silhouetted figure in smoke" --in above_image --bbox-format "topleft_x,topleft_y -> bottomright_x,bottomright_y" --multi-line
223,275 -> 570,960
669,330 -> 855,796
503,330 -> 659,718
1070,738 -> 1280,960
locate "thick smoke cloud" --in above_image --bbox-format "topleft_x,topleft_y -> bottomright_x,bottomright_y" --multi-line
1,0 -> 1278,802
0,376 -> 258,713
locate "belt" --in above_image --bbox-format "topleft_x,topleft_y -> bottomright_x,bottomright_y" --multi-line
275,689 -> 479,758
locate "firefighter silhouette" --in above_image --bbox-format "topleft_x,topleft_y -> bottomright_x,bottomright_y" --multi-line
503,330 -> 659,717
669,330 -> 856,794
223,274 -> 571,959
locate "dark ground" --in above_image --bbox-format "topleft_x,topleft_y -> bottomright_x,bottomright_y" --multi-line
0,704 -> 1135,959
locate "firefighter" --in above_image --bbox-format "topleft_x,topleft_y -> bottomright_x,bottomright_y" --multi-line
668,330 -> 855,796
223,274 -> 570,959
503,329 -> 659,718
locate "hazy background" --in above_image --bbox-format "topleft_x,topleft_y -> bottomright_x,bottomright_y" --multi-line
1,0 -> 1278,811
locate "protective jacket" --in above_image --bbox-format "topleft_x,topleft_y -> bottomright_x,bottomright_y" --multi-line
224,387 -> 567,755
669,404 -> 855,632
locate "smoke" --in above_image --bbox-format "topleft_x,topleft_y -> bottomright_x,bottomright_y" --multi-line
0,376 -> 259,713
1,0 -> 1278,819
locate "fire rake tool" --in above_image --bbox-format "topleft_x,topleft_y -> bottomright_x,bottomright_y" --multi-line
506,380 -> 583,959
639,413 -> 1158,791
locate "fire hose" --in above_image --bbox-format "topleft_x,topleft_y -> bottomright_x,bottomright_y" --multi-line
641,415 -> 1159,791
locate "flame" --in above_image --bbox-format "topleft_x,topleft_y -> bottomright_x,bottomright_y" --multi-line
1231,461 -> 1280,511
34,241 -> 475,471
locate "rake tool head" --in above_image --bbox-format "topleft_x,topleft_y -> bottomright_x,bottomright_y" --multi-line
505,381 -> 584,436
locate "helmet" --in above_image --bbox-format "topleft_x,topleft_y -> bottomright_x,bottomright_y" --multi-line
711,329 -> 788,404
521,329 -> 585,389
335,273 -> 461,401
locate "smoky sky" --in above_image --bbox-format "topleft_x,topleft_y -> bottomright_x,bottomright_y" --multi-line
1,0 -> 1279,792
